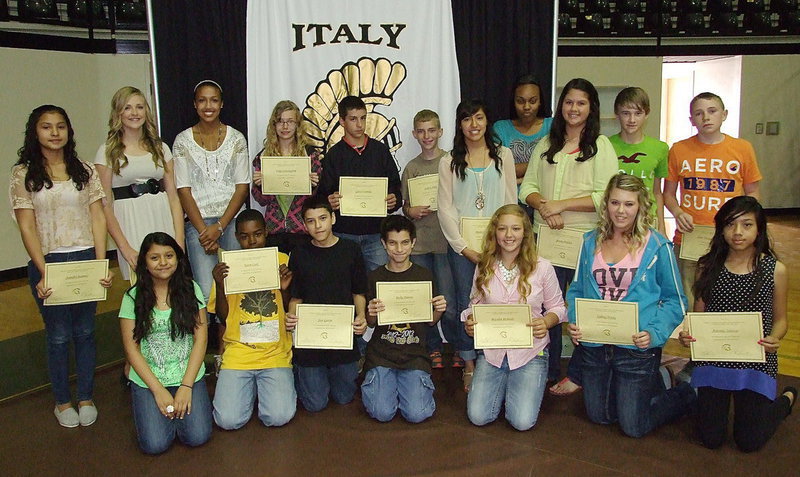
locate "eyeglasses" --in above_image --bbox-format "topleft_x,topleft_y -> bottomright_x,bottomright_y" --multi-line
275,119 -> 297,126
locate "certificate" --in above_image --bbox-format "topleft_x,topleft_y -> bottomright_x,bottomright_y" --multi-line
679,225 -> 715,262
575,298 -> 639,346
407,174 -> 439,210
376,281 -> 433,326
44,259 -> 109,306
460,217 -> 491,252
472,304 -> 533,349
260,156 -> 312,195
220,247 -> 280,294
294,304 -> 354,350
536,225 -> 584,269
339,176 -> 388,217
687,312 -> 765,362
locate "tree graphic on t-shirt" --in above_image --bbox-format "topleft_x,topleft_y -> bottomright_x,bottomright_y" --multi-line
239,290 -> 278,323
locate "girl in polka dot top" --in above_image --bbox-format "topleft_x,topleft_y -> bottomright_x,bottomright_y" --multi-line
679,196 -> 795,452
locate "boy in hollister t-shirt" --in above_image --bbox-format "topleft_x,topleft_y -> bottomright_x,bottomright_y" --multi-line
663,92 -> 762,306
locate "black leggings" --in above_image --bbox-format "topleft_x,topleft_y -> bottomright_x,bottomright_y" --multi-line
696,386 -> 791,452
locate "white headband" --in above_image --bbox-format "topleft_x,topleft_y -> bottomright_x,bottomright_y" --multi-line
194,80 -> 223,93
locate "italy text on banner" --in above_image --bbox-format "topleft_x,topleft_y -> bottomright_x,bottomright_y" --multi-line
245,0 -> 461,178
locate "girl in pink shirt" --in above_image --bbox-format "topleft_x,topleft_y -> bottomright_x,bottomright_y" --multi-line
463,204 -> 565,430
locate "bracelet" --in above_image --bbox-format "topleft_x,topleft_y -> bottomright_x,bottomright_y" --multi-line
180,383 -> 193,390
217,221 -> 224,236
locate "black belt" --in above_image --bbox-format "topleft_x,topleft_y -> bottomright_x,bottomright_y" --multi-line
112,178 -> 166,200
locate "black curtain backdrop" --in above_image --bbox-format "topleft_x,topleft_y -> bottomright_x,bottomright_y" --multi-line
151,0 -> 554,146
451,0 -> 555,122
151,0 -> 247,145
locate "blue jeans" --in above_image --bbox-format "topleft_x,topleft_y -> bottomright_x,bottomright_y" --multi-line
294,362 -> 359,412
447,246 -> 477,361
335,232 -> 388,274
213,368 -> 296,429
361,367 -> 436,423
410,253 -> 458,353
550,265 -> 575,382
467,352 -> 548,431
131,379 -> 213,455
581,345 -> 695,438
185,217 -> 240,304
27,248 -> 98,405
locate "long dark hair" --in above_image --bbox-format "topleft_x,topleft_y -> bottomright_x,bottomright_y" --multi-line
16,105 -> 90,192
509,74 -> 551,119
128,232 -> 201,343
541,78 -> 600,165
694,196 -> 774,304
450,98 -> 502,181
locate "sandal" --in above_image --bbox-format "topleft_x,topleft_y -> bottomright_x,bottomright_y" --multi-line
462,369 -> 474,393
549,377 -> 582,396
451,353 -> 465,368
430,351 -> 444,369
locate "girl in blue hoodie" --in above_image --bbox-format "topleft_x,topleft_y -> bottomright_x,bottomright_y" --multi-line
566,173 -> 695,438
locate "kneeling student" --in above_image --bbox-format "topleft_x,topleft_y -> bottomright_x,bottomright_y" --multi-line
210,209 -> 296,429
286,196 -> 368,412
363,215 -> 447,423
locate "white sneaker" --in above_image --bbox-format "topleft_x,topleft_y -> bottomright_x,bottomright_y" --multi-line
54,406 -> 79,428
79,403 -> 98,426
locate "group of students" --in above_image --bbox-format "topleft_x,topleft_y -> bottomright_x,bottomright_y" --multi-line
9,76 -> 794,455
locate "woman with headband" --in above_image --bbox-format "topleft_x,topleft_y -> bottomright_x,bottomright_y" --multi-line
172,80 -> 250,358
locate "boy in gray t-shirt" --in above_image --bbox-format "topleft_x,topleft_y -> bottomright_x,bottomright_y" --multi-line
401,110 -> 459,369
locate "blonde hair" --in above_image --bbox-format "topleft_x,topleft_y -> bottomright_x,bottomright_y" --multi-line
262,100 -> 310,156
474,204 -> 538,302
104,86 -> 165,175
596,173 -> 654,253
413,109 -> 441,129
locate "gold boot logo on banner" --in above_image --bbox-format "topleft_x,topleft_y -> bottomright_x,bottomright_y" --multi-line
302,57 -> 407,162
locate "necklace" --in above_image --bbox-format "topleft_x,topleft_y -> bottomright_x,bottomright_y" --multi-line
467,150 -> 489,210
498,261 -> 519,284
194,125 -> 224,180
473,169 -> 486,210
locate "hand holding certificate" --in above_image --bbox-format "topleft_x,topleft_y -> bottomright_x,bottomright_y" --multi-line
44,259 -> 109,306
339,176 -> 388,217
536,225 -> 583,269
460,217 -> 491,252
575,298 -> 639,346
686,312 -> 766,362
294,304 -> 355,350
679,225 -> 715,261
407,174 -> 439,210
473,304 -> 533,349
376,281 -> 433,325
260,156 -> 312,195
219,247 -> 280,294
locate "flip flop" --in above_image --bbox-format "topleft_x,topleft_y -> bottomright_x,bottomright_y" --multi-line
549,377 -> 582,396
462,370 -> 474,393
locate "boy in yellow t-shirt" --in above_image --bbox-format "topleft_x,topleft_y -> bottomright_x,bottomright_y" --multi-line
209,209 -> 295,430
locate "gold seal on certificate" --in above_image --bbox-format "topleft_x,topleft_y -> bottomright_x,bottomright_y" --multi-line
294,304 -> 355,350
260,156 -> 312,195
536,225 -> 584,269
220,247 -> 280,294
679,225 -> 715,262
575,298 -> 639,345
339,176 -> 388,217
44,259 -> 109,306
376,281 -> 433,326
460,217 -> 491,252
407,174 -> 439,210
687,312 -> 766,362
473,304 -> 533,349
